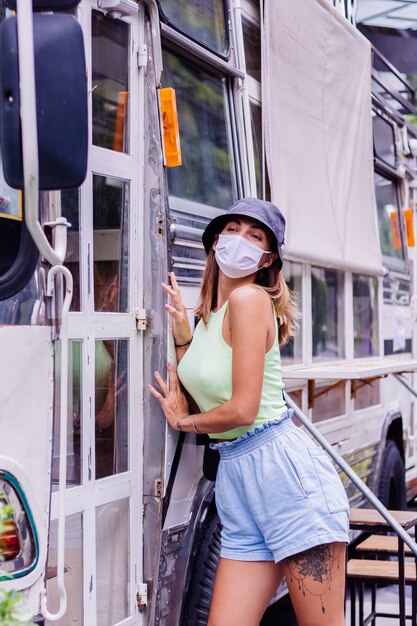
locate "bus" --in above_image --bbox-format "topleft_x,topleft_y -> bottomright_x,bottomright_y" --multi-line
1,0 -> 417,624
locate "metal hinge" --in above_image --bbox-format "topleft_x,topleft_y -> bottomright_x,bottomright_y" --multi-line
136,308 -> 148,331
137,582 -> 148,612
137,44 -> 147,68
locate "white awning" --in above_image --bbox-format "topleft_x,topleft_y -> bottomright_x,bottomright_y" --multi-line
283,355 -> 417,380
263,0 -> 383,275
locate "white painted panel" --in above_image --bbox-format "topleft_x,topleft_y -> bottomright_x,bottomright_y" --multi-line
0,325 -> 53,602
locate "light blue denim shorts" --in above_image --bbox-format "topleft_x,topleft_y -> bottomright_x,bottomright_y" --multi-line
210,411 -> 349,563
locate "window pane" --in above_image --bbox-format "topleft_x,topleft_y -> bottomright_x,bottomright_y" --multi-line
93,175 -> 129,313
312,268 -> 345,360
95,339 -> 128,479
92,10 -> 130,153
96,499 -> 130,624
373,113 -> 396,168
242,17 -> 261,81
311,381 -> 346,423
354,379 -> 380,410
0,162 -> 21,276
62,189 -> 81,312
53,340 -> 82,489
281,262 -> 302,363
353,275 -> 379,358
374,172 -> 405,262
158,0 -> 228,55
162,49 -> 235,209
46,515 -> 83,626
250,102 -> 262,198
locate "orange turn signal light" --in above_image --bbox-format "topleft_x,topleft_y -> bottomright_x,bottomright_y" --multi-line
404,208 -> 415,247
159,88 -> 182,168
390,211 -> 401,250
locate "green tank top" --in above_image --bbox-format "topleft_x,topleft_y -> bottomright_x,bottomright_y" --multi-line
177,300 -> 287,439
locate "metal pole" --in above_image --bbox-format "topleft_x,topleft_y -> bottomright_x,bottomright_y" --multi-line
284,392 -> 417,557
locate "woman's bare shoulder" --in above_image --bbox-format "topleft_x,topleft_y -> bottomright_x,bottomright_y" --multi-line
228,284 -> 271,311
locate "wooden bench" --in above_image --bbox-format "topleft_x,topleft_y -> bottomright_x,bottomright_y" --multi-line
347,509 -> 417,626
354,534 -> 413,556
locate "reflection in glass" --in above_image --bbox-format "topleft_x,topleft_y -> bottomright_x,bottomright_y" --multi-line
62,189 -> 81,311
311,381 -> 345,423
373,113 -> 396,167
353,275 -> 379,358
96,499 -> 130,625
92,10 -> 129,153
162,49 -> 234,209
95,339 -> 128,479
250,102 -> 262,198
281,262 -> 302,363
374,172 -> 404,262
46,515 -> 83,626
53,341 -> 82,489
242,17 -> 261,82
0,161 -> 20,220
312,268 -> 344,360
158,0 -> 228,55
354,379 -> 380,410
93,175 -> 129,312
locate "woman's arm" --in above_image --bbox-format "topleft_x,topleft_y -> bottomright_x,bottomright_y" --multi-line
162,272 -> 193,363
150,286 -> 271,433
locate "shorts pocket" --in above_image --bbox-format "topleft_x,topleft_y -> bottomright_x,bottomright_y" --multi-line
281,448 -> 308,499
309,448 -> 349,514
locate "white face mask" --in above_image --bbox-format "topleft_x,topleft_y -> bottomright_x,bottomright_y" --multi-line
214,234 -> 272,279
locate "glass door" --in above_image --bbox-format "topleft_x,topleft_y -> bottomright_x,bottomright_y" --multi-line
46,3 -> 144,625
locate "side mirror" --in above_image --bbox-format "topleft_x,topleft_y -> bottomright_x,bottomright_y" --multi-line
0,13 -> 88,190
4,1 -> 81,10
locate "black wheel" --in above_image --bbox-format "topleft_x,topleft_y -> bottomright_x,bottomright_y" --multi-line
181,508 -> 222,625
378,440 -> 406,510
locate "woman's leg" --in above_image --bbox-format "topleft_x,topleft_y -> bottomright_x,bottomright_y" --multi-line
282,542 -> 346,626
208,558 -> 284,626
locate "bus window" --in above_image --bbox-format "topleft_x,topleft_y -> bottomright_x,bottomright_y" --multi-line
242,15 -> 261,82
312,268 -> 345,360
354,379 -> 381,411
162,48 -> 235,210
95,339 -> 128,480
311,380 -> 346,423
374,172 -> 405,264
158,0 -> 229,56
373,113 -> 396,168
353,274 -> 379,358
281,261 -> 303,363
92,10 -> 129,154
96,499 -> 129,625
0,153 -> 39,308
93,175 -> 129,313
62,189 -> 81,312
46,514 -> 83,626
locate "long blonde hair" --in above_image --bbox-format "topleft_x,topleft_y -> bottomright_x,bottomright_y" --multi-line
194,249 -> 299,346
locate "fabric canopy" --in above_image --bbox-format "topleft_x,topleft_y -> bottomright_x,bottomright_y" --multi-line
263,0 -> 383,275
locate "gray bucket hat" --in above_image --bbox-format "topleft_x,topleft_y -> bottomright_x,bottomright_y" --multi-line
202,198 -> 286,269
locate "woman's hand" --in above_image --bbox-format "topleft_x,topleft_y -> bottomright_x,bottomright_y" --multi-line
149,363 -> 189,429
162,272 -> 192,346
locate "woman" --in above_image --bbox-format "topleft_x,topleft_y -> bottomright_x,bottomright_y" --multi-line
149,198 -> 349,626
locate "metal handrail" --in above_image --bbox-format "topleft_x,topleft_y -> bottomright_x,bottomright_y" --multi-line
284,392 -> 417,557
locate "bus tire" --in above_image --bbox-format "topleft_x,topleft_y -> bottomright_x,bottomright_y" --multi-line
181,508 -> 222,625
378,440 -> 406,510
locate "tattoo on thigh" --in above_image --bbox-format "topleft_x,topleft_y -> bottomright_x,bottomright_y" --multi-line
285,543 -> 344,614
